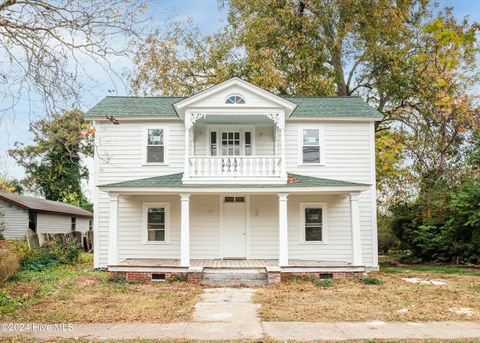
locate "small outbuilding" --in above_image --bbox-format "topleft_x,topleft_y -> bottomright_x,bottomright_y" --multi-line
0,192 -> 93,240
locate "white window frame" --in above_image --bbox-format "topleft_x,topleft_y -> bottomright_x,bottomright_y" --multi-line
299,202 -> 327,244
224,93 -> 246,104
142,202 -> 171,244
298,126 -> 325,166
143,126 -> 168,165
205,125 -> 256,156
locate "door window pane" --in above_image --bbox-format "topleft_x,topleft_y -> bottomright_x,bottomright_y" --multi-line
210,131 -> 217,156
221,131 -> 241,156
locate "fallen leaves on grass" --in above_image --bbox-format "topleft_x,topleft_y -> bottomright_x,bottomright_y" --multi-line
4,278 -> 202,323
254,272 -> 480,322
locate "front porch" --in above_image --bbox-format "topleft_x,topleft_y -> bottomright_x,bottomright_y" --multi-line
101,173 -> 373,284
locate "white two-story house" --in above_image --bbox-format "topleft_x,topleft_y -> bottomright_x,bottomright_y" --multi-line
86,78 -> 381,285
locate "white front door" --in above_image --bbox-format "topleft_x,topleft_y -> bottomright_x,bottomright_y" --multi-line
222,196 -> 247,258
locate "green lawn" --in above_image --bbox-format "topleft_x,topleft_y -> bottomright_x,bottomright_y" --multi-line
381,264 -> 480,277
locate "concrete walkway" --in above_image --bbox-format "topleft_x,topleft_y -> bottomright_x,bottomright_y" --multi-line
1,288 -> 480,340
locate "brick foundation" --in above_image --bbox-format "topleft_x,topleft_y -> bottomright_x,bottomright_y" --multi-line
267,271 -> 281,284
281,271 -> 364,282
110,271 -> 187,282
109,270 -> 365,284
187,272 -> 202,285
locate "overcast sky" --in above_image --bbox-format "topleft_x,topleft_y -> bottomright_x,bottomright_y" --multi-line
0,0 -> 477,182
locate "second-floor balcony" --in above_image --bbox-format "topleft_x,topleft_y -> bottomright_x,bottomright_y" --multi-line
181,112 -> 287,184
188,155 -> 282,179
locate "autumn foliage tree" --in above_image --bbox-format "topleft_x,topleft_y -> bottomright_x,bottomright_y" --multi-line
394,12 -> 480,186
130,1 -> 480,260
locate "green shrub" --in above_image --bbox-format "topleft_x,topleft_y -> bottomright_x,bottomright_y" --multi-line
19,238 -> 80,272
360,277 -> 384,285
48,239 -> 80,265
20,247 -> 59,271
313,278 -> 335,287
7,238 -> 30,259
473,285 -> 480,292
0,250 -> 19,284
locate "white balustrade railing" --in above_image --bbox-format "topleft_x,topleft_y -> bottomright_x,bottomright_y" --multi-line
188,156 -> 282,178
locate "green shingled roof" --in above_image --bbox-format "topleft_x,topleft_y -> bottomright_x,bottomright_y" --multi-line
286,96 -> 381,118
100,172 -> 369,188
86,96 -> 382,119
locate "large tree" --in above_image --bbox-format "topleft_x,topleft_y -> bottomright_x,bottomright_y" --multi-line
9,109 -> 93,211
393,11 -> 480,187
0,0 -> 149,119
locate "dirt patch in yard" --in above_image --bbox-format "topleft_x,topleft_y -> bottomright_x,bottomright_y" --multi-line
254,271 -> 480,322
8,284 -> 38,298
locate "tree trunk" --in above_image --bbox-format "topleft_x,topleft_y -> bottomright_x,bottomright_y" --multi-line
332,45 -> 348,96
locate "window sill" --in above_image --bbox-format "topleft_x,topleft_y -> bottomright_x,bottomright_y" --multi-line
297,163 -> 325,166
142,163 -> 169,166
143,241 -> 171,245
299,241 -> 328,245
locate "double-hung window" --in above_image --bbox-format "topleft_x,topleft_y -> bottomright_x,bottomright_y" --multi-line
146,128 -> 165,163
71,217 -> 76,232
300,127 -> 324,164
300,203 -> 327,243
144,203 -> 170,243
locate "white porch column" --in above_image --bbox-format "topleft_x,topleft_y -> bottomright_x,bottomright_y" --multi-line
280,126 -> 287,180
350,193 -> 363,265
108,193 -> 119,266
180,193 -> 191,267
184,120 -> 190,179
278,193 -> 289,266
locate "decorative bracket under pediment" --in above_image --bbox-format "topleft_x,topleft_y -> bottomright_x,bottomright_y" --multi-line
266,113 -> 284,129
185,112 -> 206,129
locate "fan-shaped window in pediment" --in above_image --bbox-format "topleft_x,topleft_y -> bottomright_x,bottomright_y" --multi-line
225,95 -> 246,104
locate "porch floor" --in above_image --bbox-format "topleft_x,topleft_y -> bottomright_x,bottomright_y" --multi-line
113,258 -> 355,268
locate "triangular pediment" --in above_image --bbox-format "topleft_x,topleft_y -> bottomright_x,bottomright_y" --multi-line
173,77 -> 297,117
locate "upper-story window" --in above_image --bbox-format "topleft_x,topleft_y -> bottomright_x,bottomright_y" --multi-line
299,127 -> 325,165
225,95 -> 246,104
146,128 -> 165,163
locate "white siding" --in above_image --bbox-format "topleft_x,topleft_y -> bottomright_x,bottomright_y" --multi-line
94,115 -> 377,267
117,194 -> 220,260
37,214 -> 90,233
0,200 -> 28,239
248,194 -> 353,262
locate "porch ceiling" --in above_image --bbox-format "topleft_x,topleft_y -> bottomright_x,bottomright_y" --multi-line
195,114 -> 273,125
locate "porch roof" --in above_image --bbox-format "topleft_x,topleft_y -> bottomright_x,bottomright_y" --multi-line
99,172 -> 369,191
85,96 -> 382,119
